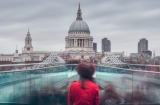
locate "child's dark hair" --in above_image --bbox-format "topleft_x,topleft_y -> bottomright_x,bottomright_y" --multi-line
76,62 -> 96,89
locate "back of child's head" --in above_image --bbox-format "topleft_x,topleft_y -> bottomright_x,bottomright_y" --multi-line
77,62 -> 95,79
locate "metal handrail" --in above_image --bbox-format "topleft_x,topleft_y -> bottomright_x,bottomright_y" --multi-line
0,63 -> 160,74
97,65 -> 160,74
0,62 -> 64,67
101,62 -> 160,67
0,64 -> 70,73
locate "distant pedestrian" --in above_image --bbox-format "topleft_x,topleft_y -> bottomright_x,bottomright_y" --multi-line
68,62 -> 99,105
29,87 -> 67,105
124,85 -> 147,105
100,84 -> 121,105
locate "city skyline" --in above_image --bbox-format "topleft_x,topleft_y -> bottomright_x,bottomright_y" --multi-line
0,0 -> 160,56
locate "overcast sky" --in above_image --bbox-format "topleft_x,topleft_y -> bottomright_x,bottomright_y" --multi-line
0,0 -> 160,56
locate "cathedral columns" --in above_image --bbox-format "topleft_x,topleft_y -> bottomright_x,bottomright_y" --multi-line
65,39 -> 67,47
79,39 -> 80,47
87,39 -> 89,47
90,39 -> 93,47
91,40 -> 92,47
78,39 -> 80,47
71,39 -> 73,47
72,39 -> 74,47
70,39 -> 72,47
83,39 -> 85,47
66,39 -> 69,47
82,39 -> 84,47
89,39 -> 91,47
80,39 -> 82,47
69,39 -> 71,47
74,39 -> 77,47
85,39 -> 87,47
66,37 -> 93,49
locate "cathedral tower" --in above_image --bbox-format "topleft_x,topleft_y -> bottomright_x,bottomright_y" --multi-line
65,3 -> 95,59
24,30 -> 33,52
65,3 -> 93,52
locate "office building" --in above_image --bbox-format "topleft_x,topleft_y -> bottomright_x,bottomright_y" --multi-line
138,38 -> 148,53
102,38 -> 111,52
93,42 -> 97,53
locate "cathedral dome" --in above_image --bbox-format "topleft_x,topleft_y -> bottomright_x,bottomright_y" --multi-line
69,20 -> 90,33
68,3 -> 90,33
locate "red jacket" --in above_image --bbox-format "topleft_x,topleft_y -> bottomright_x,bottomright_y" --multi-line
68,79 -> 99,105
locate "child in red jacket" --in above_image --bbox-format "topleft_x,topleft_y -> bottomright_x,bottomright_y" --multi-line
68,62 -> 99,105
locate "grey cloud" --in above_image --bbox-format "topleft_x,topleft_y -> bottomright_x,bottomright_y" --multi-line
0,0 -> 160,55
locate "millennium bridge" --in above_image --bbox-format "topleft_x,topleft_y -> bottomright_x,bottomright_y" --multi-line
0,54 -> 160,105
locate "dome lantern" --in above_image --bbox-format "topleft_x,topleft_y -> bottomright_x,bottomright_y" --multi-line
76,3 -> 82,20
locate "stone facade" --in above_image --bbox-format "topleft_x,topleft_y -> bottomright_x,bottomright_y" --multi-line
0,31 -> 50,64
